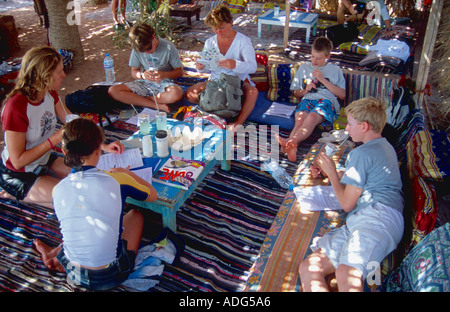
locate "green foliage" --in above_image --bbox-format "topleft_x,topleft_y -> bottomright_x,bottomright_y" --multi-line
111,0 -> 178,49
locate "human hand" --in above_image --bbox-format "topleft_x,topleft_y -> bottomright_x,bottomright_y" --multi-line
312,68 -> 324,82
315,152 -> 336,177
218,59 -> 236,70
109,165 -> 130,173
382,29 -> 395,39
143,69 -> 161,83
102,141 -> 124,154
196,59 -> 206,71
310,164 -> 326,179
305,82 -> 316,92
349,4 -> 358,15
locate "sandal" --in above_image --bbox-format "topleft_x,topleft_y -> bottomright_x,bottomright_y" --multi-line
285,139 -> 298,162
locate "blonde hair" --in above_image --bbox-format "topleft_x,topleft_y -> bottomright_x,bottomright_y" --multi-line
128,22 -> 155,52
3,46 -> 62,104
204,5 -> 233,28
345,97 -> 388,133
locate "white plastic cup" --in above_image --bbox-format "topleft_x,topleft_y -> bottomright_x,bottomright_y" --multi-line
142,135 -> 153,157
274,6 -> 280,16
325,142 -> 338,157
156,111 -> 167,131
138,113 -> 150,135
155,130 -> 169,158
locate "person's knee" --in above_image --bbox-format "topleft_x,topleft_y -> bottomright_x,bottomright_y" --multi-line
298,258 -> 311,277
163,86 -> 183,103
108,84 -> 124,100
335,264 -> 363,291
127,209 -> 144,227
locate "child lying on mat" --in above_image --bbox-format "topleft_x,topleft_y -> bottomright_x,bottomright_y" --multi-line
279,36 -> 346,162
299,97 -> 404,292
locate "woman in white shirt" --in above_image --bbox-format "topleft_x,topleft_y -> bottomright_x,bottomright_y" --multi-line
185,5 -> 258,129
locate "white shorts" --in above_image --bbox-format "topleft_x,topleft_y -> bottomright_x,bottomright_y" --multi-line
310,203 -> 404,279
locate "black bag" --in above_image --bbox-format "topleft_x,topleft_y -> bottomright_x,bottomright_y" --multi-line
65,85 -> 126,127
325,21 -> 360,47
386,86 -> 416,128
198,73 -> 243,119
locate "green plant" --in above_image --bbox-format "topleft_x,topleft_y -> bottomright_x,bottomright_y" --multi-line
111,0 -> 177,49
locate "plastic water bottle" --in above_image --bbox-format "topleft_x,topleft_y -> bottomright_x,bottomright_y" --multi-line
262,160 -> 294,190
104,54 -> 115,83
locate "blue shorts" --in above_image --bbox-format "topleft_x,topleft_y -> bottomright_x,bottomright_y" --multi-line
57,239 -> 136,291
310,203 -> 404,279
294,98 -> 338,126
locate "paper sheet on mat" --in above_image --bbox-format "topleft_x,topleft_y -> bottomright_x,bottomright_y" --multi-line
264,102 -> 296,118
293,185 -> 343,211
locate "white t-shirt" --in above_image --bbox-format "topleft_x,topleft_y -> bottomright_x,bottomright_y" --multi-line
290,62 -> 345,112
1,91 -> 59,172
203,31 -> 257,85
53,167 -> 150,268
341,137 -> 404,217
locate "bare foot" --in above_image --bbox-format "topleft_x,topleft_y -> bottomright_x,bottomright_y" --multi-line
277,135 -> 287,153
158,103 -> 171,113
33,239 -> 65,272
285,139 -> 298,162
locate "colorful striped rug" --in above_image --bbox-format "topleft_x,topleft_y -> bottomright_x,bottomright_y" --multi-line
244,142 -> 351,292
0,121 -> 320,292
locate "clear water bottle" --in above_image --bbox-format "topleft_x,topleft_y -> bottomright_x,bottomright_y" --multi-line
262,159 -> 294,190
104,54 -> 115,83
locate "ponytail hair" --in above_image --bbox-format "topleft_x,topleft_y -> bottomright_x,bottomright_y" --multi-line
62,118 -> 105,168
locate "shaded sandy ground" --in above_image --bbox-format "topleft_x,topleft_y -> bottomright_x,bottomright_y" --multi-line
3,1 -> 133,100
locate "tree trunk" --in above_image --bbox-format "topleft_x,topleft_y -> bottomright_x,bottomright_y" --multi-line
45,0 -> 85,65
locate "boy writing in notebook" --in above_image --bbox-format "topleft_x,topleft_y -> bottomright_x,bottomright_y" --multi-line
299,97 -> 404,292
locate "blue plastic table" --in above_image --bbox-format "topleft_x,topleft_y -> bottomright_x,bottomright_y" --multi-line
257,9 -> 318,43
126,119 -> 232,232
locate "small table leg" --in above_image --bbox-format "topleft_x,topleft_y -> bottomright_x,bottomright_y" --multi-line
162,208 -> 177,232
258,21 -> 262,38
305,26 -> 311,44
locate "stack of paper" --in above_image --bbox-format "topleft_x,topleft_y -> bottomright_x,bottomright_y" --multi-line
293,185 -> 343,211
97,148 -> 144,171
264,102 -> 296,118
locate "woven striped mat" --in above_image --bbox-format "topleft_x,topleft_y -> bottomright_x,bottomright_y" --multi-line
244,142 -> 351,292
0,121 -> 320,292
